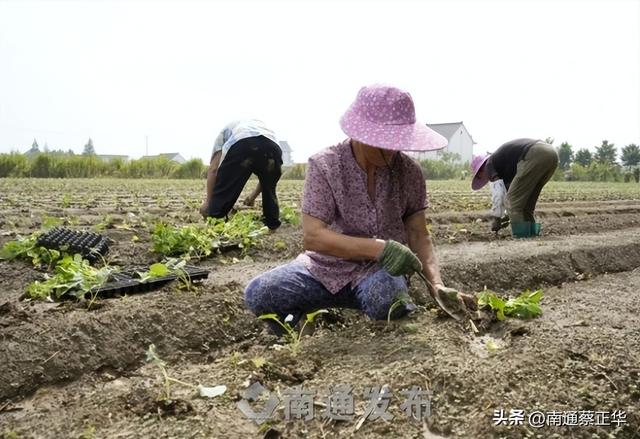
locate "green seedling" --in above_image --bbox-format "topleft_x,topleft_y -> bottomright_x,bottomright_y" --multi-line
151,222 -> 215,258
258,309 -> 328,356
60,194 -> 72,208
229,351 -> 241,369
477,288 -> 543,321
151,211 -> 267,258
79,425 -> 95,439
0,217 -> 68,267
146,343 -> 196,400
66,216 -> 81,226
146,344 -> 226,400
280,205 -> 300,226
251,357 -> 267,369
137,258 -> 196,291
0,233 -> 38,261
387,292 -> 412,324
205,214 -> 266,249
137,261 -> 171,281
114,221 -> 134,231
25,254 -> 116,307
273,240 -> 287,251
0,232 -> 62,268
257,422 -> 276,435
486,338 -> 500,352
94,215 -> 115,232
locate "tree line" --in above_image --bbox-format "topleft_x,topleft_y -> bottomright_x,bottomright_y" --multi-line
553,139 -> 640,182
1,138 -> 638,182
0,139 -> 206,179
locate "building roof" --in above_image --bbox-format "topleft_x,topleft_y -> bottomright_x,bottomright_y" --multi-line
427,122 -> 476,145
426,122 -> 465,141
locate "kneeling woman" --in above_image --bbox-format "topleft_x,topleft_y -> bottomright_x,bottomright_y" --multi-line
244,84 -> 460,331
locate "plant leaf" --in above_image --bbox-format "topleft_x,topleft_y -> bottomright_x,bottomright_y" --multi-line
250,357 -> 266,368
149,262 -> 170,277
257,313 -> 280,321
305,309 -> 329,323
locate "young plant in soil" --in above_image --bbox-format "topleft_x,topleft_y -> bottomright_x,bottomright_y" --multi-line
25,254 -> 116,309
93,214 -> 115,232
205,213 -> 267,250
146,344 -> 226,400
60,193 -> 72,208
0,219 -> 112,279
477,288 -> 543,320
151,222 -> 215,258
258,309 -> 328,356
0,232 -> 61,268
280,205 -> 300,226
387,292 -> 413,324
151,211 -> 267,258
137,258 -> 196,291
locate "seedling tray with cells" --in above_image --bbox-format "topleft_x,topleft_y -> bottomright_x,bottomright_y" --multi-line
88,265 -> 210,298
36,227 -> 111,262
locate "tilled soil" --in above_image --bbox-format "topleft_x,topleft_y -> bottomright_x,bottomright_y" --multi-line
1,260 -> 638,438
1,186 -> 639,438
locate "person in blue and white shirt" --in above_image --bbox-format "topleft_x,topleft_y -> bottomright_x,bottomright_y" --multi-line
200,119 -> 283,230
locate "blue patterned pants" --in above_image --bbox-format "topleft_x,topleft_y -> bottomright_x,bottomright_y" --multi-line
244,260 -> 413,332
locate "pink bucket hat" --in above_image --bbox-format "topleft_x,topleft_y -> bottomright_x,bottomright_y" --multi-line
471,154 -> 490,190
340,84 -> 448,151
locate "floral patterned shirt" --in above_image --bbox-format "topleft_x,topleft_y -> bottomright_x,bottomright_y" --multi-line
296,139 -> 428,294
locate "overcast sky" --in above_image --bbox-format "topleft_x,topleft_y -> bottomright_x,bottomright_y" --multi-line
1,0 -> 639,164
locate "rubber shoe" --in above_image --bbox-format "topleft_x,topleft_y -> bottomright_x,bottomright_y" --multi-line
531,222 -> 541,236
511,222 -> 533,238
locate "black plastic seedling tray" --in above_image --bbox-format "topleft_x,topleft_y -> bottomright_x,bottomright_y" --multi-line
36,227 -> 111,262
218,241 -> 241,252
87,264 -> 210,299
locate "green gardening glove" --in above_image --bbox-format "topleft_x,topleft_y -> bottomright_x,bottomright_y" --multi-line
377,240 -> 423,276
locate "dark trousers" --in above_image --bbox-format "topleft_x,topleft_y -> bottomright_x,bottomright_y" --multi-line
244,260 -> 413,335
207,135 -> 283,229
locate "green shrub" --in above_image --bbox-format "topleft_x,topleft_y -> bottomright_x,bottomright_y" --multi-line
281,163 -> 306,180
0,152 -> 29,177
568,162 -> 625,182
418,152 -> 470,180
0,153 -> 205,179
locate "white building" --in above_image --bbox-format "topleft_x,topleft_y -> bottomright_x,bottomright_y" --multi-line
279,141 -> 293,165
412,122 -> 475,164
